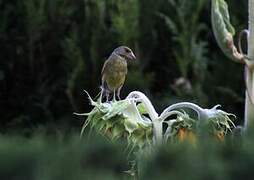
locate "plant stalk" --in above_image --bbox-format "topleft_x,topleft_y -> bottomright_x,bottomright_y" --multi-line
153,119 -> 163,145
245,0 -> 254,129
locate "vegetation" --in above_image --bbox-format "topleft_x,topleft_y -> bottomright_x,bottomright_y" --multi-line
0,130 -> 253,180
0,0 -> 253,179
77,91 -> 236,148
0,0 -> 247,134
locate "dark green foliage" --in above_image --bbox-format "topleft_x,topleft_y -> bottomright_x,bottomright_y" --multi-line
0,133 -> 131,180
0,129 -> 254,180
0,0 -> 247,133
156,0 -> 208,105
0,0 -> 251,178
139,141 -> 252,180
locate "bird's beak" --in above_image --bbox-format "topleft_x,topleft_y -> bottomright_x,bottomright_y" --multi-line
128,52 -> 136,60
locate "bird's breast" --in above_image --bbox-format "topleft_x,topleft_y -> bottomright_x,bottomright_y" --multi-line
113,59 -> 127,72
104,59 -> 127,91
105,72 -> 126,91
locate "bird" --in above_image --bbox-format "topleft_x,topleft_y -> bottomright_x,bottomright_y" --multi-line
101,46 -> 136,101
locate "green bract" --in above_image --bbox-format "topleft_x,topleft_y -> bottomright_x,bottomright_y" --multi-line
76,91 -> 236,148
76,92 -> 153,148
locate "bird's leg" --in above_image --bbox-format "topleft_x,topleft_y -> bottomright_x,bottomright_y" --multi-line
99,87 -> 104,103
117,86 -> 123,100
99,91 -> 103,103
113,90 -> 117,102
106,91 -> 110,102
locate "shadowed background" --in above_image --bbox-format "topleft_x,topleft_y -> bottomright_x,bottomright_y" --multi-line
1,1 -> 254,180
0,0 -> 248,134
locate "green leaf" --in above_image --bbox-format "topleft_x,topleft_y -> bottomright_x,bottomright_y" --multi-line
137,103 -> 148,115
124,118 -> 139,134
211,0 -> 243,62
102,100 -> 130,120
111,125 -> 125,140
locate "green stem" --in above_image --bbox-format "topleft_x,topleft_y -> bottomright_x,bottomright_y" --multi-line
245,0 -> 254,129
153,119 -> 163,145
161,102 -> 207,120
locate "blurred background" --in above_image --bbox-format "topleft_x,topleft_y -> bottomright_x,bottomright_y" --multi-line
1,1 -> 253,179
0,0 -> 248,135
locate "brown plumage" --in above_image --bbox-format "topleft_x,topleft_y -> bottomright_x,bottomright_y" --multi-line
101,46 -> 136,101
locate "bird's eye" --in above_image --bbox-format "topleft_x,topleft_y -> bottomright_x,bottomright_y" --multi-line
125,48 -> 131,53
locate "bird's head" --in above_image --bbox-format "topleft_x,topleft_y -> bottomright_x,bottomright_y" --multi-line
113,46 -> 136,60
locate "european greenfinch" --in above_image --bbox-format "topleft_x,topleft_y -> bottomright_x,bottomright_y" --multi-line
101,46 -> 136,101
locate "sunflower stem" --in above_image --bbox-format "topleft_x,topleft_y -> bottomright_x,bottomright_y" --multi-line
153,119 -> 163,145
245,0 -> 254,129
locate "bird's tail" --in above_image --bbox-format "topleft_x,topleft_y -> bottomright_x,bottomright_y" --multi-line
100,81 -> 111,102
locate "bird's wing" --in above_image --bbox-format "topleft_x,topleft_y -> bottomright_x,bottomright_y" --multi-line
101,54 -> 118,75
101,56 -> 112,75
101,59 -> 110,92
101,59 -> 109,76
